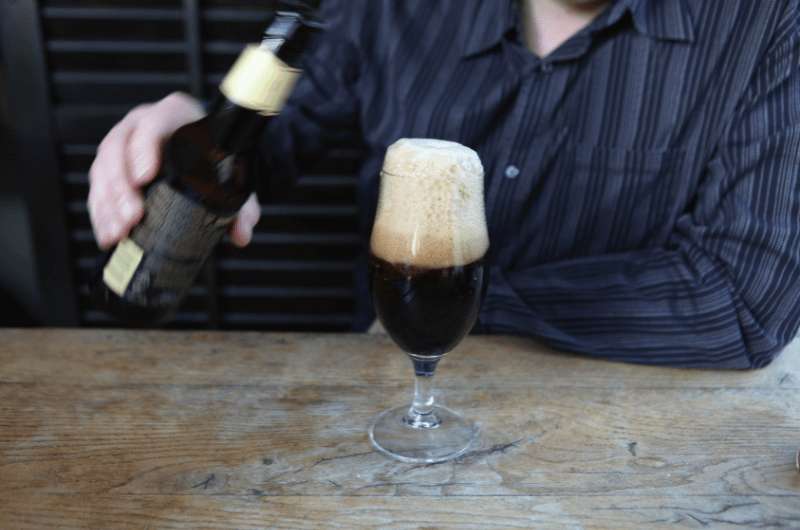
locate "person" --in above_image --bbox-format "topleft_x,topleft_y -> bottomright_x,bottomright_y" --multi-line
87,0 -> 800,369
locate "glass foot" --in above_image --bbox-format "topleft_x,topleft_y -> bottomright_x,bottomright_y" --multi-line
369,404 -> 479,464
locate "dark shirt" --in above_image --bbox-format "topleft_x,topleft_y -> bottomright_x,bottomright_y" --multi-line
260,0 -> 800,368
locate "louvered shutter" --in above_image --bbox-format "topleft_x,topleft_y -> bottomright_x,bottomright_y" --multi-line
35,0 -> 361,330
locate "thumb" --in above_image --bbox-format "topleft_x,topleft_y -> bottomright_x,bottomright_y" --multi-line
229,194 -> 261,247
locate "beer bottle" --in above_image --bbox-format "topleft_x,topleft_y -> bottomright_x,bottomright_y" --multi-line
96,10 -> 320,325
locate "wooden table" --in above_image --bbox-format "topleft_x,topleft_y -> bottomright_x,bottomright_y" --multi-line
1,329 -> 798,529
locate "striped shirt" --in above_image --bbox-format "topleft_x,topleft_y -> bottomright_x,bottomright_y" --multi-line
261,0 -> 800,368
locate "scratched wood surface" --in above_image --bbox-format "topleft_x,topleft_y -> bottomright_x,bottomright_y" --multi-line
0,329 -> 798,529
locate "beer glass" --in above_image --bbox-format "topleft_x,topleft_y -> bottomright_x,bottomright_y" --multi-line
368,138 -> 489,463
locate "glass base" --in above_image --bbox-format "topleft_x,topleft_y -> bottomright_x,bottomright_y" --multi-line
369,404 -> 479,464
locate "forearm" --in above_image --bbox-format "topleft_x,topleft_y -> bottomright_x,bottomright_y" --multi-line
480,247 -> 785,369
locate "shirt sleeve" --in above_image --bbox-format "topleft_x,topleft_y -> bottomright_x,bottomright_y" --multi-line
481,10 -> 800,369
254,0 -> 364,199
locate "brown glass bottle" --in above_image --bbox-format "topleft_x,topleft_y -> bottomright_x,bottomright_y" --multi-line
95,11 -> 320,325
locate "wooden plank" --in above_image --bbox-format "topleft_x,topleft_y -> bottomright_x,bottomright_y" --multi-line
0,329 -> 798,389
1,494 -> 799,529
0,377 -> 797,498
0,329 -> 798,527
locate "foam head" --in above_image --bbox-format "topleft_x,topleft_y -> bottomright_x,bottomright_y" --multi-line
371,138 -> 489,268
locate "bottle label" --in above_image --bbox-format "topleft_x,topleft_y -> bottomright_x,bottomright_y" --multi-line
220,45 -> 301,116
102,181 -> 236,306
103,238 -> 144,296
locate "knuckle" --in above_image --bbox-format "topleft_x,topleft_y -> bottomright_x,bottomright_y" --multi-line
88,160 -> 100,183
97,132 -> 113,153
131,122 -> 160,147
98,125 -> 127,156
87,201 -> 98,226
87,184 -> 98,206
127,103 -> 153,120
162,92 -> 183,104
161,91 -> 204,119
89,156 -> 112,185
88,179 -> 107,206
91,165 -> 118,193
162,91 -> 191,108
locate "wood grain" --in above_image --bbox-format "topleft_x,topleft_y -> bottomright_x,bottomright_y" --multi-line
1,329 -> 798,528
2,494 -> 799,530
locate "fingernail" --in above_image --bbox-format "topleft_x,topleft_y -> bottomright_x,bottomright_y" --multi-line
133,153 -> 151,182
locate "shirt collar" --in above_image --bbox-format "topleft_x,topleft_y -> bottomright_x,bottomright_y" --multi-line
462,1 -> 517,58
462,0 -> 695,58
622,0 -> 696,42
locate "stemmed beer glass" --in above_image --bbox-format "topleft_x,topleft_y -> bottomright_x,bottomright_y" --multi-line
368,138 -> 489,463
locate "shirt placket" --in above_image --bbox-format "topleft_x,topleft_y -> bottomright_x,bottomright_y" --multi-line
486,77 -> 530,238
486,56 -> 559,266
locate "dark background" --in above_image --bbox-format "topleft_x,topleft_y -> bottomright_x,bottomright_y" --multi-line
0,0 -> 362,331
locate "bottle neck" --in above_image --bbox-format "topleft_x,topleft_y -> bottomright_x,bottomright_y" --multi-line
209,11 -> 320,154
207,97 -> 270,154
268,14 -> 319,68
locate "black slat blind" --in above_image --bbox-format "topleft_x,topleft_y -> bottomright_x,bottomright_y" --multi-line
40,0 -> 361,331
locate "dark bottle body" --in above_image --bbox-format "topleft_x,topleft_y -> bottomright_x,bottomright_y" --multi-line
95,12 -> 317,325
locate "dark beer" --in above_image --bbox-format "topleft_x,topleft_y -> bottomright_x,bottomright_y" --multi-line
369,255 -> 486,357
95,10 -> 320,325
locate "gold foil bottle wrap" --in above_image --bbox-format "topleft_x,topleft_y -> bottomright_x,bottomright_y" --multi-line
220,45 -> 301,116
103,238 -> 144,296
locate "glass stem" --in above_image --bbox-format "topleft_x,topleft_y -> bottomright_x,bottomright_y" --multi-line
404,357 -> 441,429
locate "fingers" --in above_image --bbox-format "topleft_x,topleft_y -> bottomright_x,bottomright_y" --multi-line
89,107 -> 149,248
126,93 -> 205,186
127,125 -> 161,187
88,179 -> 144,250
88,93 -> 204,250
229,194 -> 261,247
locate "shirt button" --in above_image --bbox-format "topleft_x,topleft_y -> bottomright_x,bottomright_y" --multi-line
540,62 -> 553,73
504,165 -> 520,179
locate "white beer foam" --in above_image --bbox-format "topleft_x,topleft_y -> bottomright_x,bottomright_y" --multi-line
371,138 -> 489,268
